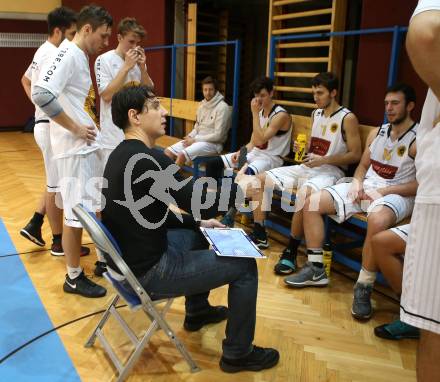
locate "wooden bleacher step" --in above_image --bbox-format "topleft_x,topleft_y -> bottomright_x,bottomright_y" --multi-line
275,57 -> 329,63
274,86 -> 313,93
273,0 -> 313,6
278,41 -> 330,48
274,71 -> 318,78
275,100 -> 317,109
272,8 -> 333,21
272,24 -> 332,35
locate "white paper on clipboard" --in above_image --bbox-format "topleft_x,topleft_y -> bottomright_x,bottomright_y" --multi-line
200,227 -> 266,259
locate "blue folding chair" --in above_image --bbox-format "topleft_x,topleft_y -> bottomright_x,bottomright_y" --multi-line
73,205 -> 200,381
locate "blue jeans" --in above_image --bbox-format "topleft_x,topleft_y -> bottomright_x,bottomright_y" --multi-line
138,228 -> 258,359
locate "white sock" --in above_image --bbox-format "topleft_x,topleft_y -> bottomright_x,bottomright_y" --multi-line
96,248 -> 107,263
357,268 -> 376,286
67,266 -> 83,280
307,248 -> 323,264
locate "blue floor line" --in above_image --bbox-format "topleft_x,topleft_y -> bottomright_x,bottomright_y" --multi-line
0,219 -> 80,381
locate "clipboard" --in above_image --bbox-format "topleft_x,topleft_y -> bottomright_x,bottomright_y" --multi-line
200,227 -> 266,259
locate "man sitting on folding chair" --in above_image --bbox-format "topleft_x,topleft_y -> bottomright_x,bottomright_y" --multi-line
100,85 -> 279,373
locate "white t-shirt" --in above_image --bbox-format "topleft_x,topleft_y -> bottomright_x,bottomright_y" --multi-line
25,40 -> 57,122
95,49 -> 142,149
411,1 -> 440,203
36,39 -> 101,158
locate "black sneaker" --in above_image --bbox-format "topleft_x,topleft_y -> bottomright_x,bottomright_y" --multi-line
249,229 -> 269,249
374,319 -> 420,340
63,271 -> 107,298
220,346 -> 279,373
94,261 -> 107,277
20,220 -> 45,246
184,305 -> 228,331
237,146 -> 248,170
51,242 -> 90,257
274,248 -> 296,275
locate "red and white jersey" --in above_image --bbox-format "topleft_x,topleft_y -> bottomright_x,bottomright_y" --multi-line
364,123 -> 418,189
253,105 -> 291,157
309,106 -> 351,158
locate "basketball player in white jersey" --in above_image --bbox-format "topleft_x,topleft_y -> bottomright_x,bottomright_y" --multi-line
401,2 -> 440,380
19,7 -> 80,255
93,17 -> 153,277
165,76 -> 231,166
242,72 -> 361,255
287,83 -> 418,295
369,224 -> 420,341
204,76 -> 291,226
95,17 -> 153,165
32,5 -> 113,298
204,76 -> 292,180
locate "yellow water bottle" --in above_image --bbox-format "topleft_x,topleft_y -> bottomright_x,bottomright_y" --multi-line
240,212 -> 251,225
322,243 -> 332,277
240,200 -> 251,225
294,134 -> 307,163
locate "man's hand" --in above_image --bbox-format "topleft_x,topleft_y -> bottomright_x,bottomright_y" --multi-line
293,141 -> 300,152
231,150 -> 240,164
365,187 -> 387,201
354,187 -> 386,211
303,153 -> 325,168
200,219 -> 225,228
124,49 -> 139,71
183,137 -> 195,147
234,163 -> 249,183
347,179 -> 364,203
135,46 -> 147,68
250,97 -> 262,115
234,164 -> 260,193
74,124 -> 96,145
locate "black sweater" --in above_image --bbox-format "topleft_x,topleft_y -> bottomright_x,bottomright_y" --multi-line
102,139 -> 199,276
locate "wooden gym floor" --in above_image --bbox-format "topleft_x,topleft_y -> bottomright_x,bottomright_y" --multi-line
0,131 -> 416,381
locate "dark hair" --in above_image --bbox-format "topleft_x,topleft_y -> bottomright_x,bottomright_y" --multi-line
311,72 -> 339,92
385,83 -> 416,105
47,6 -> 77,36
118,17 -> 146,38
112,86 -> 156,131
201,76 -> 218,90
250,76 -> 274,94
76,4 -> 113,32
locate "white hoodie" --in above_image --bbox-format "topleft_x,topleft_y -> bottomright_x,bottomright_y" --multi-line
188,91 -> 231,144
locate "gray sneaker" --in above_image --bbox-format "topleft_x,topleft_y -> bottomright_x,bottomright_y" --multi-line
351,282 -> 373,320
284,262 -> 328,288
